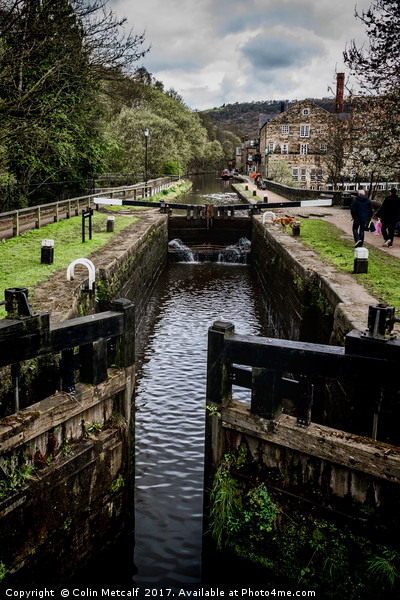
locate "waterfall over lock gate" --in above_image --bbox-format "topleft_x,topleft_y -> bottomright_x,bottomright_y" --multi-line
168,238 -> 251,264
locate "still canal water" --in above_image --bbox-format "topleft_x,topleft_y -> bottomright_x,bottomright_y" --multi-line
132,175 -> 273,593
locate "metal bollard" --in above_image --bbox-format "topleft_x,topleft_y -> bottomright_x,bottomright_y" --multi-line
41,239 -> 54,264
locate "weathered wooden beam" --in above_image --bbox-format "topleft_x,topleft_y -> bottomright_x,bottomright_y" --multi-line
50,311 -> 125,352
0,370 -> 128,455
223,333 -> 398,383
221,403 -> 400,483
0,308 -> 132,368
0,313 -> 50,368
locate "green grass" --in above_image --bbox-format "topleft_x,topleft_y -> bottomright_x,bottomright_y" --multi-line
299,219 -> 400,311
0,211 -> 138,317
0,179 -> 192,318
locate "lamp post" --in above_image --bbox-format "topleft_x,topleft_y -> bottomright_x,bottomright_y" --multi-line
144,128 -> 149,197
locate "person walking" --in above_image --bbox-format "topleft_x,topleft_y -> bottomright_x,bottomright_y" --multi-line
351,189 -> 373,247
376,188 -> 400,248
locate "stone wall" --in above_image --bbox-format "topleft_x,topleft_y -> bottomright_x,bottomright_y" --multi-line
262,178 -> 342,205
251,216 -> 378,345
0,211 -> 169,586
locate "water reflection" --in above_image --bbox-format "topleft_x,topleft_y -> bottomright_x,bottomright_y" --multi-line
133,262 -> 272,595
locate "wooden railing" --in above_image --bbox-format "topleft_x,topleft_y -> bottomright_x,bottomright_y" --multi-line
206,304 -> 400,440
0,176 -> 175,239
0,287 -> 135,412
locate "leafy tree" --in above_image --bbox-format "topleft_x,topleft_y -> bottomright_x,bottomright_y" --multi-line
0,0 -> 148,205
344,1 -> 400,96
267,159 -> 295,187
343,1 -> 400,194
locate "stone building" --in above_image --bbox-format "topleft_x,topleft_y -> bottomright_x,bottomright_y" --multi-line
259,98 -> 345,189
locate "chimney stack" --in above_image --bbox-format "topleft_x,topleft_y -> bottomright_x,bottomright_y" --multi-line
335,73 -> 344,114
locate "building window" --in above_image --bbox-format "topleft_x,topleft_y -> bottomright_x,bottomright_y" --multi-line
300,125 -> 310,138
282,125 -> 289,134
301,168 -> 307,182
318,169 -> 324,182
292,168 -> 299,182
320,144 -> 327,152
281,144 -> 289,154
311,168 -> 316,182
302,108 -> 310,115
320,125 -> 324,134
269,142 -> 275,153
300,143 -> 308,154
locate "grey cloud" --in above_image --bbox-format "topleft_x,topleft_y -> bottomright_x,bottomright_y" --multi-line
145,53 -> 202,74
213,1 -> 319,36
242,34 -> 320,71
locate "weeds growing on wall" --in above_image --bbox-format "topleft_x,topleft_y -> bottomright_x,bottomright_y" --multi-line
208,450 -> 400,599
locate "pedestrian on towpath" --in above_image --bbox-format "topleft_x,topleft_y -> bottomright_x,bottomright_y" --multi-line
376,187 -> 400,248
351,189 -> 373,248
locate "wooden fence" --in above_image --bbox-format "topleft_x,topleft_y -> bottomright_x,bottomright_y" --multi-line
0,176 -> 175,239
207,303 -> 400,441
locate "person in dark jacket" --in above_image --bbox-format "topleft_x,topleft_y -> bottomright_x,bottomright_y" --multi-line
376,188 -> 400,247
350,189 -> 373,247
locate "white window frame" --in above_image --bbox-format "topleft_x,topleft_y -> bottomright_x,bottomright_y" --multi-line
318,169 -> 324,182
300,143 -> 308,155
268,142 -> 275,153
302,108 -> 310,116
320,125 -> 324,134
281,144 -> 289,154
301,168 -> 307,182
282,125 -> 289,134
310,168 -> 316,182
300,125 -> 310,138
292,168 -> 299,182
320,144 -> 327,152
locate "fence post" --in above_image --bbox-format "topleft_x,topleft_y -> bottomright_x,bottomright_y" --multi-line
12,211 -> 19,237
206,321 -> 234,404
251,368 -> 281,419
35,207 -> 41,229
54,203 -> 59,222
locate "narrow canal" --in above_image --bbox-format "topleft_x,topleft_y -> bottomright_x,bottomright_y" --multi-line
132,175 -> 273,593
72,174 -> 273,593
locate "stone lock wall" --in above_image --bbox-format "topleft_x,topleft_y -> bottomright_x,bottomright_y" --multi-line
0,211 -> 169,585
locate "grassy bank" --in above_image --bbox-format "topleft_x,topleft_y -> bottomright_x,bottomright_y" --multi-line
0,212 -> 139,318
299,219 -> 400,311
0,180 -> 193,318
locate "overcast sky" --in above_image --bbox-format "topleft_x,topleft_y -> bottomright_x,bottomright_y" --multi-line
111,0 -> 372,111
